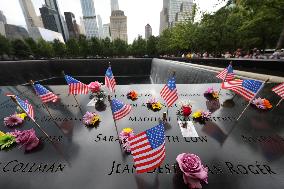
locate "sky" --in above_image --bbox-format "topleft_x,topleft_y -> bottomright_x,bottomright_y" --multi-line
0,0 -> 226,43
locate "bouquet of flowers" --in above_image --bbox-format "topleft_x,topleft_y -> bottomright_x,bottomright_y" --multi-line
4,113 -> 27,128
119,128 -> 135,153
146,98 -> 162,112
83,111 -> 101,127
177,101 -> 192,123
192,110 -> 211,124
204,87 -> 219,100
252,98 -> 273,110
127,91 -> 138,101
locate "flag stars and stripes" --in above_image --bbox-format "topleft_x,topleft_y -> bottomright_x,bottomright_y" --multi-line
34,83 -> 58,103
64,75 -> 89,95
272,83 -> 284,98
105,67 -> 116,92
242,80 -> 263,93
216,64 -> 235,81
111,99 -> 131,120
160,77 -> 178,107
15,96 -> 34,120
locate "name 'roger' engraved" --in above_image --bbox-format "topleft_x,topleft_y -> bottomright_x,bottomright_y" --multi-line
0,160 -> 66,173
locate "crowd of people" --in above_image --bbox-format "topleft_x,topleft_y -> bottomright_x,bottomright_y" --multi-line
184,48 -> 284,60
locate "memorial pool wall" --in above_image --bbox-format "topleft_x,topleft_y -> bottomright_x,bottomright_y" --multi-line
0,58 -> 283,85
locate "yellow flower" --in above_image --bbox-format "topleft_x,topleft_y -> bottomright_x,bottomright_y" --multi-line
16,113 -> 27,120
212,92 -> 219,99
193,111 -> 202,119
0,131 -> 5,137
123,128 -> 133,134
90,115 -> 100,125
152,102 -> 162,110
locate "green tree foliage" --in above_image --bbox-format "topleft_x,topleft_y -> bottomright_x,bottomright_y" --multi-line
113,39 -> 128,57
101,37 -> 113,58
11,39 -> 31,59
146,36 -> 159,57
131,35 -> 146,57
24,38 -> 39,58
0,34 -> 11,56
37,39 -> 54,58
78,35 -> 90,58
66,38 -> 80,58
90,37 -> 102,57
52,39 -> 66,58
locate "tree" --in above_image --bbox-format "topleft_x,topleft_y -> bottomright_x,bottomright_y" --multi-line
52,39 -> 66,58
11,39 -> 31,59
66,38 -> 80,58
78,35 -> 90,58
101,37 -> 113,58
0,34 -> 11,56
146,36 -> 158,57
90,37 -> 102,57
131,35 -> 147,57
37,39 -> 54,58
24,38 -> 39,58
113,39 -> 128,57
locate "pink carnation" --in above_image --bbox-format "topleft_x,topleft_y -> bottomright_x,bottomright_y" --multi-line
10,129 -> 39,151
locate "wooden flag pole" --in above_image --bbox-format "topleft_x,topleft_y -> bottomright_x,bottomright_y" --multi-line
236,78 -> 270,121
276,99 -> 283,107
62,71 -> 84,116
29,80 -> 64,133
218,61 -> 233,96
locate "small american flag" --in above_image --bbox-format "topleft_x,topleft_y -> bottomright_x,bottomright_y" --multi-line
111,99 -> 131,120
216,64 -> 234,81
160,76 -> 178,107
15,96 -> 34,120
129,122 -> 166,174
33,83 -> 58,103
222,79 -> 263,101
272,83 -> 284,99
105,67 -> 116,92
64,75 -> 89,95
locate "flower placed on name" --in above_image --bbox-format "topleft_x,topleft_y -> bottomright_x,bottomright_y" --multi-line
0,133 -> 16,150
88,81 -> 102,93
16,113 -> 27,120
83,111 -> 101,127
177,101 -> 193,121
4,114 -> 24,128
252,98 -> 272,110
119,128 -> 135,153
127,91 -> 138,101
204,87 -> 219,100
192,110 -> 211,124
10,129 -> 39,151
147,98 -> 162,112
176,153 -> 208,189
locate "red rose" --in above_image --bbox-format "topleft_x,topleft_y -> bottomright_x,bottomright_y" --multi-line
182,106 -> 192,117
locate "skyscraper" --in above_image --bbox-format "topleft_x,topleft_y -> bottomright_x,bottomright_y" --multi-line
111,0 -> 119,12
43,0 -> 68,41
159,0 -> 169,34
175,1 -> 193,24
64,12 -> 80,39
97,15 -> 103,39
80,0 -> 99,39
110,10 -> 127,42
145,24 -> 152,40
168,0 -> 193,26
0,10 -> 7,24
19,0 -> 43,39
102,24 -> 111,39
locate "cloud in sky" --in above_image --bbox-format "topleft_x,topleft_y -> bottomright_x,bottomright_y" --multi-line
0,0 -> 226,43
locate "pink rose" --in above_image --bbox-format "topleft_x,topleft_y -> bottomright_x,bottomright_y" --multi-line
176,153 -> 208,189
88,82 -> 102,93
